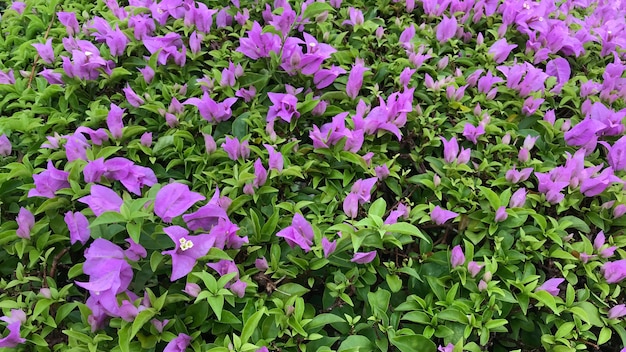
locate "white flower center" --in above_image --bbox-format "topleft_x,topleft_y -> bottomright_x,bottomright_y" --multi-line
85,51 -> 92,57
179,237 -> 194,251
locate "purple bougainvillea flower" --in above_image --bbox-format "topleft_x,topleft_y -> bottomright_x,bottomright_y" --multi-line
79,185 -> 123,216
185,2 -> 217,33
253,159 -> 267,188
0,134 -> 11,156
343,192 -> 359,218
441,136 -> 459,163
28,161 -> 70,198
189,31 -> 202,55
140,132 -> 152,147
536,278 -> 564,296
76,126 -> 108,146
605,136 -> 626,171
462,123 -> 485,144
162,226 -> 215,281
183,283 -> 201,297
57,12 -> 80,36
222,137 -> 250,161
39,69 -> 63,84
521,97 -> 544,116
203,134 -> 217,154
450,245 -> 465,268
594,231 -> 606,251
237,21 -> 281,60
276,213 -> 315,252
267,92 -> 300,123
509,188 -> 527,208
76,239 -> 134,320
255,257 -> 269,271
506,167 -> 533,184
10,2 -> 26,14
608,304 -> 626,319
399,67 -> 416,87
0,309 -> 26,348
468,261 -> 483,278
155,183 -> 206,223
436,15 -> 457,43
183,202 -> 228,235
65,211 -> 90,245
314,66 -> 346,89
580,167 -> 621,197
437,344 -> 454,352
495,206 -> 508,222
384,203 -> 409,225
32,38 -> 55,64
235,86 -> 256,102
207,259 -> 238,277
431,206 -> 458,225
322,238 -> 337,258
164,333 -> 191,352
489,38 -> 517,63
184,92 -> 237,123
346,58 -> 368,99
138,66 -> 155,84
343,7 -> 364,27
106,25 -> 129,57
352,178 -> 377,204
603,260 -> 626,283
124,238 -> 147,261
264,144 -> 284,172
16,207 -> 35,239
123,84 -> 144,107
351,251 -> 377,264
128,14 -> 155,40
107,103 -> 125,139
564,118 -> 605,147
83,158 -> 106,183
0,69 -> 15,84
208,218 -> 247,250
299,33 -> 336,75
375,165 -> 390,180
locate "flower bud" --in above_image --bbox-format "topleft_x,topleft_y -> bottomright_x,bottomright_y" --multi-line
483,271 -> 492,282
183,283 -> 201,297
478,280 -> 488,291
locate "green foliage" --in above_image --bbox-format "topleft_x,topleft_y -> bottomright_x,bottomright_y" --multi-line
0,0 -> 626,351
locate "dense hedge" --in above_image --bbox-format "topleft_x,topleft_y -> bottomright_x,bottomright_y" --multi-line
1,0 -> 626,351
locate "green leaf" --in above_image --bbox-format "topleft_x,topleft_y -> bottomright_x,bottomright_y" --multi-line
389,335 -> 436,352
479,186 -> 500,209
598,327 -> 612,345
306,313 -> 346,331
570,302 -> 603,327
401,311 -> 430,324
558,216 -> 590,233
68,263 -> 83,279
303,2 -> 333,18
385,222 -> 429,242
241,308 -> 265,345
386,274 -> 402,293
368,198 -> 387,218
207,294 -> 225,320
131,309 -> 156,340
90,211 -> 127,227
338,335 -> 375,351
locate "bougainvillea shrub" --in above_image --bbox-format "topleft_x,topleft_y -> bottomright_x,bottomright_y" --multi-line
1,0 -> 626,351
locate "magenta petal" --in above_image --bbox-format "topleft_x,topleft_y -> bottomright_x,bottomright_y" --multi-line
154,183 -> 206,222
351,251 -> 377,264
65,211 -> 91,245
78,185 -> 123,216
